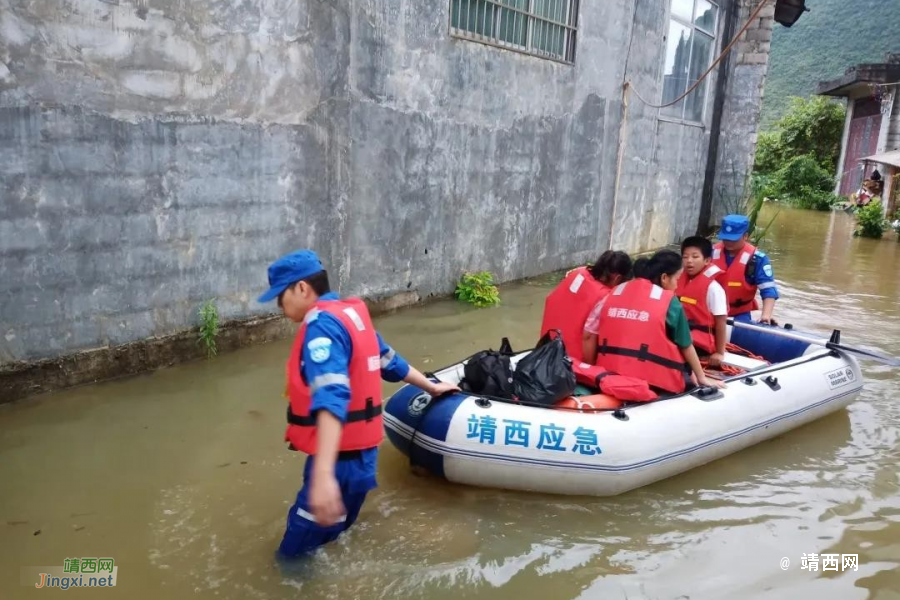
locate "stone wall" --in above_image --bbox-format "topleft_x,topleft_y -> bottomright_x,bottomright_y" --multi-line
711,0 -> 775,224
0,0 -> 770,397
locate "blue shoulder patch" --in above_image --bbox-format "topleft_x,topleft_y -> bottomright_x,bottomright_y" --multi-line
755,250 -> 767,258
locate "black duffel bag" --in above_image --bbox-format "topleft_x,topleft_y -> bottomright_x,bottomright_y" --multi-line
460,337 -> 515,399
512,330 -> 575,405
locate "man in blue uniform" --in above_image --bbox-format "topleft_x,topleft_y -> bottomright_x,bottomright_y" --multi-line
259,249 -> 458,557
712,214 -> 779,324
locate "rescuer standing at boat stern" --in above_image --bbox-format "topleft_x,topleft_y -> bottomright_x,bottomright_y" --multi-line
258,249 -> 458,557
712,215 -> 779,324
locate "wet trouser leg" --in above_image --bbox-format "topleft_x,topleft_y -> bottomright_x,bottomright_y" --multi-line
278,482 -> 369,557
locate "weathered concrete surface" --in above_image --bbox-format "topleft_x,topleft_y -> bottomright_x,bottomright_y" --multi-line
0,290 -> 432,403
711,0 -> 775,224
0,0 -> 768,398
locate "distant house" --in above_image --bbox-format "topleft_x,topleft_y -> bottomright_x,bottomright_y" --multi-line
818,53 -> 900,213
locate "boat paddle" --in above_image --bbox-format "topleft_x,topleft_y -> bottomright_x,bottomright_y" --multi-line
727,319 -> 900,367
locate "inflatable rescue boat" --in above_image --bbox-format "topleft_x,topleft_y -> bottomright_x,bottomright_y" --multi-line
383,324 -> 864,496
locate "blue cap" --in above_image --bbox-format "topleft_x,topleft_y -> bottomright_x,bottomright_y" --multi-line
257,249 -> 324,303
718,214 -> 750,241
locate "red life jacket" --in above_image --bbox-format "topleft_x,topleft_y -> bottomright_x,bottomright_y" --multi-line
540,267 -> 611,362
284,298 -> 384,454
594,278 -> 688,394
572,362 -> 658,402
676,265 -> 724,353
712,242 -> 758,316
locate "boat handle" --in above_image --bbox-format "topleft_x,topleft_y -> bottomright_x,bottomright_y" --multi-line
763,375 -> 781,391
692,386 -> 724,402
612,409 -> 629,421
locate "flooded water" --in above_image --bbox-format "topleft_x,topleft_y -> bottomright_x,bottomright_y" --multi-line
3,207 -> 900,599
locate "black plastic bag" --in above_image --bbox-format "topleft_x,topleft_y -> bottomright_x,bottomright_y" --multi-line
461,338 -> 515,399
512,330 -> 575,405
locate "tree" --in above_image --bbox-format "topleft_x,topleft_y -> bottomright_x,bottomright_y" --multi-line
754,96 -> 846,174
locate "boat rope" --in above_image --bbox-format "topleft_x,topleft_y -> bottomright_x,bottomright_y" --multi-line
702,342 -> 769,378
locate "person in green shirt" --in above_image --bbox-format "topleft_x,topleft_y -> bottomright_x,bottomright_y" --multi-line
582,250 -> 724,391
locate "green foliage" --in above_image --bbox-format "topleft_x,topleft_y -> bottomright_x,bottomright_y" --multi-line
714,166 -> 780,249
759,154 -> 838,211
753,97 -> 843,213
198,300 -> 220,358
792,186 -> 841,211
745,190 -> 781,247
854,200 -> 887,239
753,131 -> 781,175
754,97 -> 846,176
760,0 -> 900,128
775,154 -> 833,192
892,210 -> 900,239
455,271 -> 501,307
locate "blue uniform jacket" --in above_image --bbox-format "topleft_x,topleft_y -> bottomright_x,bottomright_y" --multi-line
724,249 -> 779,301
298,292 -> 411,492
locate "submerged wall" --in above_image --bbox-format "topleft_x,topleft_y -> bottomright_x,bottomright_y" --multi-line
0,0 -> 769,394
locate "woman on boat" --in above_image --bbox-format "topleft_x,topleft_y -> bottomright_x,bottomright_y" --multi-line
540,250 -> 632,362
581,250 -> 725,394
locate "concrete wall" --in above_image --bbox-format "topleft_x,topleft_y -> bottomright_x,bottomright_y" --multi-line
710,0 -> 774,224
0,0 -> 767,370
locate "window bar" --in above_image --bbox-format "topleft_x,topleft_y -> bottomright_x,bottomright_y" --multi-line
451,0 -> 577,63
682,29 -> 696,121
555,0 -> 562,56
569,0 -> 577,61
571,0 -> 580,61
542,18 -> 548,55
475,0 -> 487,39
553,24 -> 560,58
480,0 -> 573,30
516,10 -> 522,46
550,0 -> 559,56
495,4 -> 500,42
526,0 -> 534,53
465,0 -> 471,35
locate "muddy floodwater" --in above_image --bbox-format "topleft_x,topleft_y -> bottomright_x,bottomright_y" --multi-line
3,207 -> 900,599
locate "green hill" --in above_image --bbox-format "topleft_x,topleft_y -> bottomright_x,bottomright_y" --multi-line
759,0 -> 900,129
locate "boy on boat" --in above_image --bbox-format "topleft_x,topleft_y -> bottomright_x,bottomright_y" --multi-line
258,249 -> 457,557
676,236 -> 728,369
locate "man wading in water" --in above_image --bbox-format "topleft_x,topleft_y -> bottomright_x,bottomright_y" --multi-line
258,249 -> 458,556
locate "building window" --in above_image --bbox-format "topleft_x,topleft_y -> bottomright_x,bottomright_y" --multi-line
661,0 -> 718,123
450,0 -> 580,64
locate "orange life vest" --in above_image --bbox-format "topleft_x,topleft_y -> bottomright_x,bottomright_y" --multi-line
594,279 -> 688,394
285,298 -> 383,454
540,267 -> 611,362
712,242 -> 758,316
676,265 -> 724,353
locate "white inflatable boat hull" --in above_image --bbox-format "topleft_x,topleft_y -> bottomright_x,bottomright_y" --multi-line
384,349 -> 862,496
